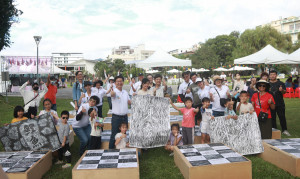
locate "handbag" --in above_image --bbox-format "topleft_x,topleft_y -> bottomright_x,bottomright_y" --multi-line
214,88 -> 226,107
257,93 -> 268,122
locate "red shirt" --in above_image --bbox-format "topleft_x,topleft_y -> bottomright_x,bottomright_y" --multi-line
180,107 -> 196,128
44,84 -> 57,104
251,92 -> 275,118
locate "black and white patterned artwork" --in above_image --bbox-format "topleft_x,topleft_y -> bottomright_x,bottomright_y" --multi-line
0,114 -> 61,151
209,113 -> 263,155
77,148 -> 138,169
129,95 -> 170,148
178,143 -> 249,166
264,138 -> 300,158
0,151 -> 48,173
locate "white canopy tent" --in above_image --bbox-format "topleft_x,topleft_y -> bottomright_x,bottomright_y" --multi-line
196,68 -> 210,72
289,48 -> 300,63
234,44 -> 295,64
213,67 -> 229,71
136,49 -> 191,68
53,66 -> 71,74
167,69 -> 181,73
228,66 -> 255,71
146,70 -> 160,73
125,60 -> 144,65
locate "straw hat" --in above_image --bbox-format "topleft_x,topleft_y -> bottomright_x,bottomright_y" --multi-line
212,75 -> 223,83
256,79 -> 270,89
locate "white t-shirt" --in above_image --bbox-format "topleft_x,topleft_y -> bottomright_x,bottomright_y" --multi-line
201,108 -> 213,123
220,74 -> 227,80
112,88 -> 130,115
209,85 -> 229,112
236,102 -> 254,115
178,80 -> 192,95
129,81 -> 134,95
106,82 -> 116,97
72,103 -> 91,128
137,89 -> 153,96
152,85 -> 165,97
133,81 -> 142,93
91,87 -> 107,106
39,109 -> 58,124
89,117 -> 102,136
115,132 -> 127,149
81,92 -> 97,104
197,86 -> 211,100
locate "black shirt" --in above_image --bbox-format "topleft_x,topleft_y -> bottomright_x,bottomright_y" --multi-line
269,80 -> 286,107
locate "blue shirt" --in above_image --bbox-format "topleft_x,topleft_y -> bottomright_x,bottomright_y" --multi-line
72,81 -> 87,105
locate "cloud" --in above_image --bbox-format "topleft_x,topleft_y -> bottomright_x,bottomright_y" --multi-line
1,0 -> 299,59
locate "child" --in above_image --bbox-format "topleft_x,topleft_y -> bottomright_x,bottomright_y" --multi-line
56,110 -> 71,169
115,122 -> 129,149
170,97 -> 199,145
224,99 -> 238,120
165,123 -> 183,155
200,97 -> 214,144
236,91 -> 254,115
88,108 -> 103,149
39,99 -> 59,125
11,106 -> 28,123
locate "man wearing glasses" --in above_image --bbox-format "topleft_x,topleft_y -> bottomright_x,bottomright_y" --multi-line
72,71 -> 86,111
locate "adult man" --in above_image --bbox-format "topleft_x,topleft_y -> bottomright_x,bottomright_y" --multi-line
269,70 -> 290,136
178,71 -> 192,101
20,78 -> 48,118
152,74 -> 167,97
108,76 -> 131,149
72,71 -> 86,111
45,75 -> 58,111
147,74 -> 155,88
133,73 -> 144,94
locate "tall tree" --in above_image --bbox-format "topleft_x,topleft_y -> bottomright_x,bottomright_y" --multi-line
0,0 -> 22,51
190,45 -> 220,69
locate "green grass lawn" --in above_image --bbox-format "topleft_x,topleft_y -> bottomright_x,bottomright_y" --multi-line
0,95 -> 300,178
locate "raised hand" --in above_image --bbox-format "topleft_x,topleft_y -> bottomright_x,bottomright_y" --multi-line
268,98 -> 273,104
279,85 -> 283,92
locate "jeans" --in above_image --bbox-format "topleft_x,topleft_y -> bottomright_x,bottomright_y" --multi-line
271,106 -> 287,131
213,111 -> 225,117
73,125 -> 91,156
97,105 -> 103,118
109,114 -> 128,149
107,97 -> 112,110
51,104 -> 57,111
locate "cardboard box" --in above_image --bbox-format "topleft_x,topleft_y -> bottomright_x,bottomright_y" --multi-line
1,151 -> 52,179
174,144 -> 252,179
258,139 -> 300,177
72,149 -> 139,179
272,128 -> 281,139
0,166 -> 8,179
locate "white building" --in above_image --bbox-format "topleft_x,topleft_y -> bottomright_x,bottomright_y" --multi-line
58,59 -> 97,75
168,43 -> 201,55
52,53 -> 84,66
108,44 -> 154,62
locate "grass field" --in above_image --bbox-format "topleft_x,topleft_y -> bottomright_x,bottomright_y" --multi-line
0,95 -> 300,179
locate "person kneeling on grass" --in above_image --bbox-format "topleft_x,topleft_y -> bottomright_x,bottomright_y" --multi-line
224,99 -> 238,120
200,97 -> 214,144
170,97 -> 199,145
165,123 -> 183,156
56,110 -> 72,169
88,108 -> 104,150
115,122 -> 129,149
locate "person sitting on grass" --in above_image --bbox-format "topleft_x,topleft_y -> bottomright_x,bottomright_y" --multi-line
236,91 -> 254,115
115,122 -> 129,149
224,99 -> 238,120
165,123 -> 183,156
88,108 -> 104,150
11,106 -> 28,123
56,110 -> 72,169
39,99 -> 59,125
170,97 -> 199,145
200,97 -> 214,144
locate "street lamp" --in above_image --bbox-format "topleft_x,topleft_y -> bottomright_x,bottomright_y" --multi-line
33,36 -> 42,84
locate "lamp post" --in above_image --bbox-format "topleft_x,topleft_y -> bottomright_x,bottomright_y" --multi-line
33,36 -> 42,84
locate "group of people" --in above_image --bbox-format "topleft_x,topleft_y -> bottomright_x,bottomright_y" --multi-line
8,68 -> 292,166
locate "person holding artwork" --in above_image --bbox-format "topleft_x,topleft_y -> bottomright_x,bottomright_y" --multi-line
115,122 -> 129,149
251,80 -> 275,139
135,78 -> 153,96
39,99 -> 59,125
56,110 -> 72,169
236,91 -> 254,115
170,97 -> 199,145
72,71 -> 86,111
108,76 -> 131,149
152,74 -> 167,97
200,97 -> 214,144
11,106 -> 28,123
165,123 -> 183,156
224,99 -> 238,120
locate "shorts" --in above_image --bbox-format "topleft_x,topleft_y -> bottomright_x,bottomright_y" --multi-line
201,121 -> 210,134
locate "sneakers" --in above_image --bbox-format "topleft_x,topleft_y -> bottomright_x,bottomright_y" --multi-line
62,163 -> 71,169
55,160 -> 63,165
169,152 -> 174,157
282,130 -> 291,136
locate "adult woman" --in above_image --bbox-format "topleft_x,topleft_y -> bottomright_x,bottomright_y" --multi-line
197,79 -> 211,107
135,78 -> 153,96
251,80 -> 275,139
92,80 -> 108,117
209,76 -> 231,117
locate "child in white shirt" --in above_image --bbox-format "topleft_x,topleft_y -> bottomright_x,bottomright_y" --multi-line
115,122 -> 129,149
88,108 -> 103,149
236,91 -> 254,115
200,97 -> 214,144
39,99 -> 59,125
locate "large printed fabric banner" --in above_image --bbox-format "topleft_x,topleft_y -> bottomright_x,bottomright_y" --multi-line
129,95 -> 170,148
0,114 -> 61,151
210,113 -> 264,155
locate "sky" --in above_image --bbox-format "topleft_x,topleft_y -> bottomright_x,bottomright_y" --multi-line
1,0 -> 299,59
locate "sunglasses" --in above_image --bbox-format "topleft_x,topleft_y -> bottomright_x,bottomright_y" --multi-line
62,117 -> 69,119
258,85 -> 266,87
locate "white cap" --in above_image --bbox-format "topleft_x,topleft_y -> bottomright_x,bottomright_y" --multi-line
196,78 -> 202,83
109,76 -> 114,80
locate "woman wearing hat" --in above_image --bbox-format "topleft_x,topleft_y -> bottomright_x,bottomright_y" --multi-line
251,80 -> 275,139
209,75 -> 231,117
